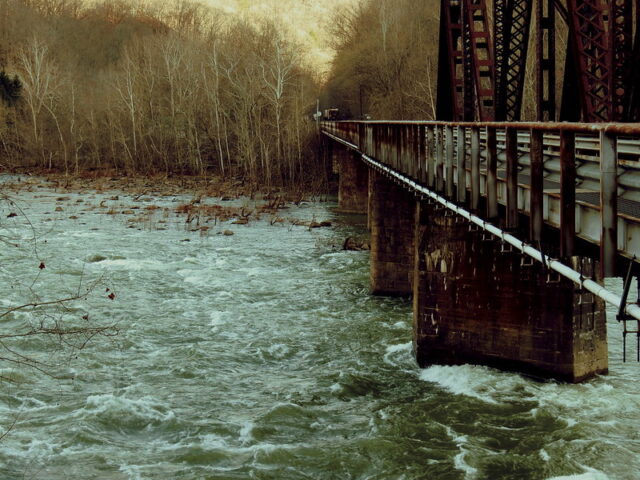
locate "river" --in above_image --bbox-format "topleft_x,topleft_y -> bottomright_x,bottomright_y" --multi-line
1,180 -> 639,479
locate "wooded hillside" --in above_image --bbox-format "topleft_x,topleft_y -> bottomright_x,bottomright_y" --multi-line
322,0 -> 440,120
0,0 -> 321,186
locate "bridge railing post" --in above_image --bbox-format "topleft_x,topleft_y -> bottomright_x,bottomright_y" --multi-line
396,125 -> 403,172
410,125 -> 416,178
457,126 -> 467,204
410,125 -> 416,179
366,124 -> 371,157
373,125 -> 379,160
385,125 -> 389,162
407,125 -> 415,178
398,125 -> 405,173
445,125 -> 455,198
436,126 -> 445,193
381,124 -> 386,163
396,125 -> 402,171
560,130 -> 576,259
506,127 -> 519,229
600,130 -> 618,277
397,125 -> 404,177
415,125 -> 422,180
418,125 -> 427,183
378,125 -> 384,165
530,129 -> 545,243
486,127 -> 499,219
470,126 -> 481,211
427,126 -> 436,188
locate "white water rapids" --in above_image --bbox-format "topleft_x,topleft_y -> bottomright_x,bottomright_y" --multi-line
0,179 -> 639,479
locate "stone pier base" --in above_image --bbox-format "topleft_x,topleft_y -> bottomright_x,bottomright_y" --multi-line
332,148 -> 608,383
413,201 -> 608,383
337,149 -> 369,214
369,171 -> 416,296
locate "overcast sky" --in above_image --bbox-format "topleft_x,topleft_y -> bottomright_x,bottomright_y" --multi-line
201,0 -> 357,71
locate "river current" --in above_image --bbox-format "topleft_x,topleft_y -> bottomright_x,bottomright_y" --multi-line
0,181 -> 639,480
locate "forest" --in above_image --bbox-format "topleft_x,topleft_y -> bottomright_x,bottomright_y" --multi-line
322,0 -> 441,120
0,0 -> 450,188
0,0 -> 321,186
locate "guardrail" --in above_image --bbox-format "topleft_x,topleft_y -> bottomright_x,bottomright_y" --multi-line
321,120 -> 640,277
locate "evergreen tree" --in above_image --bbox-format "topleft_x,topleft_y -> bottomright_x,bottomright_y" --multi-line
0,71 -> 22,105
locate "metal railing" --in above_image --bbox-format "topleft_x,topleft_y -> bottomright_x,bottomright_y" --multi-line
322,120 -> 640,279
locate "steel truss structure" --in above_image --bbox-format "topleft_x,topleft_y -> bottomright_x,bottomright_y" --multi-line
436,0 -> 640,123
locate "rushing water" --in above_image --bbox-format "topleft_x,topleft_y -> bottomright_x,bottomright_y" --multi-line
1,180 -> 639,480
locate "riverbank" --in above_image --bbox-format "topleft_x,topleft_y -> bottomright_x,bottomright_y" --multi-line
1,172 -> 342,233
1,170 -> 333,200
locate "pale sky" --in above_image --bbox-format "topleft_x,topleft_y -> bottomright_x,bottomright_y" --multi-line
202,0 -> 358,71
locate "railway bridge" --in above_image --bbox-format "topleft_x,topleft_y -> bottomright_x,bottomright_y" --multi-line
321,0 -> 640,382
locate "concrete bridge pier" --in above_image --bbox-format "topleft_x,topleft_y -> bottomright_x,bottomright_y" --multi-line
335,147 -> 368,214
412,201 -> 609,383
369,170 -> 416,296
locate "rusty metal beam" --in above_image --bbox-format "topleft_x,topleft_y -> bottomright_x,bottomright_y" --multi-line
462,1 -> 476,121
437,0 -> 464,120
566,0 -> 610,122
495,0 -> 533,121
609,0 -> 633,121
626,0 -> 640,121
536,0 -> 556,121
494,0 -> 509,119
462,0 -> 495,121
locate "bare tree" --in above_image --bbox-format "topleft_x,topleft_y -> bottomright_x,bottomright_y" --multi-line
2,0 -> 323,185
0,192 -> 118,440
18,38 -> 56,167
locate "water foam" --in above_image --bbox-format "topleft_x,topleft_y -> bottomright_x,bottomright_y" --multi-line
445,425 -> 479,480
92,258 -> 166,271
419,364 -> 527,404
83,394 -> 175,427
454,450 -> 479,480
118,464 -> 144,480
239,421 -> 254,445
383,342 -> 412,367
209,310 -> 228,329
546,471 -> 611,480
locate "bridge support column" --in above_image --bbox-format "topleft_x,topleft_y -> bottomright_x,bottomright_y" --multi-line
336,149 -> 368,214
413,202 -> 608,383
369,170 -> 416,296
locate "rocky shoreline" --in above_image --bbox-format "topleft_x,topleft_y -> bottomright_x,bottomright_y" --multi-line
1,173 -> 350,238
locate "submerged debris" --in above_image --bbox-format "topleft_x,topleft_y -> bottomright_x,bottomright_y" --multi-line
343,237 -> 370,251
